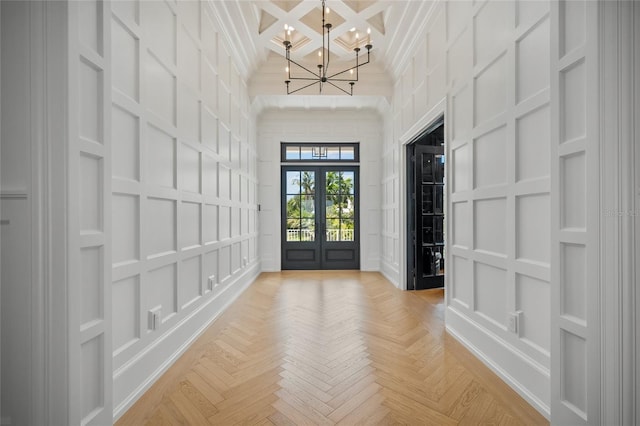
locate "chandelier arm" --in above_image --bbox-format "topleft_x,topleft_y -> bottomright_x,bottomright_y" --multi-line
287,80 -> 321,95
286,57 -> 322,78
326,59 -> 370,80
326,80 -> 353,96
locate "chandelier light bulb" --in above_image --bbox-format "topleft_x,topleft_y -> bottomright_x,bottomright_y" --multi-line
367,27 -> 371,44
326,6 -> 330,13
286,66 -> 289,73
284,24 -> 288,30
350,69 -> 354,75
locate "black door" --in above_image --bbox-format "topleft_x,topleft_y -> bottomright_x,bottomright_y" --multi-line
282,166 -> 359,270
408,120 -> 445,290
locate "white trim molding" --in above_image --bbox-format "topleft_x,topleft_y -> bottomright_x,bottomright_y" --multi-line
599,1 -> 639,424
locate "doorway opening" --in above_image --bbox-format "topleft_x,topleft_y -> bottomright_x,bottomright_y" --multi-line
406,117 -> 445,290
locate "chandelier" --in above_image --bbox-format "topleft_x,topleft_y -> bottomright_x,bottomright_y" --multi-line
282,0 -> 373,96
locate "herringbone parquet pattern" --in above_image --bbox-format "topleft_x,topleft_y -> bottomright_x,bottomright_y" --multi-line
117,271 -> 548,425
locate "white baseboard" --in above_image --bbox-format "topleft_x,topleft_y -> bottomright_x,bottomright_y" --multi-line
112,263 -> 261,421
380,259 -> 400,288
446,306 -> 550,420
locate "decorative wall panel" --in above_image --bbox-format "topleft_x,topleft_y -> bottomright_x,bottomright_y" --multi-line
381,0 -> 552,416
108,0 -> 259,419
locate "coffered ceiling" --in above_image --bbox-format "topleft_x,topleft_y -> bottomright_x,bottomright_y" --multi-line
210,0 -> 435,107
255,0 -> 388,63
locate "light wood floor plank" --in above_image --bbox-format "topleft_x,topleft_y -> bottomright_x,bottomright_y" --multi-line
116,271 -> 548,425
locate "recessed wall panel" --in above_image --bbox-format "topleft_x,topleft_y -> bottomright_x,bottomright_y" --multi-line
448,29 -> 472,87
561,330 -> 587,415
475,54 -> 507,125
452,144 -> 470,192
560,0 -> 585,56
561,61 -> 586,142
202,12 -> 218,63
202,63 -> 218,113
179,27 -> 200,92
112,105 -> 139,181
516,273 -> 550,352
143,0 -> 176,64
517,194 -> 550,264
181,143 -> 200,193
203,204 -> 218,244
219,88 -> 230,129
81,246 -> 102,324
219,206 -> 231,241
79,60 -> 102,143
219,245 -> 231,282
427,13 -> 446,71
181,201 -> 201,249
113,0 -> 138,25
474,262 -> 507,326
561,243 -> 586,321
219,165 -> 230,201
204,250 -> 218,287
517,0 -> 549,28
145,53 -> 176,126
474,125 -> 506,188
81,336 -> 103,420
146,198 -> 176,256
180,0 -> 200,39
561,152 -> 586,229
80,154 -> 103,232
179,89 -> 200,144
516,105 -> 550,181
452,85 -> 472,141
112,18 -> 138,100
452,201 -> 470,248
112,275 -> 139,352
452,255 -> 471,306
147,124 -> 175,189
202,107 -> 218,152
474,198 -> 506,255
78,0 -> 100,54
219,124 -> 230,161
231,207 -> 240,237
180,256 -> 201,308
447,0 -> 471,41
202,154 -> 218,196
148,263 -> 177,320
112,194 -> 139,265
474,0 -> 511,66
517,18 -> 550,103
232,242 -> 241,272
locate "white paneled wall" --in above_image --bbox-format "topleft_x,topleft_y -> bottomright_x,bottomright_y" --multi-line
550,1 -> 599,424
108,0 -> 259,419
381,0 -> 552,417
68,0 -> 113,424
257,109 -> 382,271
66,0 -> 259,422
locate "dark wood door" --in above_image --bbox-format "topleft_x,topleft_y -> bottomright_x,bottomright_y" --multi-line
414,144 -> 445,289
407,119 -> 445,290
282,166 -> 359,270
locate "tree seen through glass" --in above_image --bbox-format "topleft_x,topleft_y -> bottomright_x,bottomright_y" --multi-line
286,171 -> 354,242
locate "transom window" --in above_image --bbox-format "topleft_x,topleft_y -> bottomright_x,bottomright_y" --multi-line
281,143 -> 359,162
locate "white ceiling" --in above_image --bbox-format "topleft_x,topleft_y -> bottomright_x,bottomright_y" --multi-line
210,0 -> 435,109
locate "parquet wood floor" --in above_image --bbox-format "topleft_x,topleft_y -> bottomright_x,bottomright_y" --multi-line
117,271 -> 548,425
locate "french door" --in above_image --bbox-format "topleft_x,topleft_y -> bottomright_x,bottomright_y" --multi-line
281,166 -> 359,269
